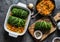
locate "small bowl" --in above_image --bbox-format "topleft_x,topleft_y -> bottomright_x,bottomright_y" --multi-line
34,30 -> 42,39
57,21 -> 60,30
52,37 -> 60,42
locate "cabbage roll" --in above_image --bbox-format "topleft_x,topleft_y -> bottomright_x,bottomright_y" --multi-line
8,16 -> 25,27
11,7 -> 29,19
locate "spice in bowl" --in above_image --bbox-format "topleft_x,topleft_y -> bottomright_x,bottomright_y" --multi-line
34,30 -> 42,39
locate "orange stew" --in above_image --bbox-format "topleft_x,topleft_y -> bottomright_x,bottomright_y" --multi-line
36,0 -> 54,15
7,24 -> 24,33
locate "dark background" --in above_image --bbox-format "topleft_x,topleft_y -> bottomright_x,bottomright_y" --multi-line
0,0 -> 60,42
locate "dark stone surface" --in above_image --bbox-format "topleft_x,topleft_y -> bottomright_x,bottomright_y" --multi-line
0,0 -> 60,42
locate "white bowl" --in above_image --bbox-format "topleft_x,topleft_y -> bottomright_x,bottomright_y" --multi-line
34,30 -> 42,39
4,2 -> 31,38
52,37 -> 60,42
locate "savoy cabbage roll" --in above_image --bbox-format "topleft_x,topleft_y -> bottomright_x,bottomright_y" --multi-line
8,16 -> 25,27
35,21 -> 51,32
11,7 -> 29,19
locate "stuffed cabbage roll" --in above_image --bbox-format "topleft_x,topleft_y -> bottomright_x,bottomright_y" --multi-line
11,7 -> 29,19
8,16 -> 25,27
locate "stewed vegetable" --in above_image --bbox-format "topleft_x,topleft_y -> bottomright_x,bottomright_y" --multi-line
8,16 -> 25,27
35,21 -> 52,31
11,7 -> 29,19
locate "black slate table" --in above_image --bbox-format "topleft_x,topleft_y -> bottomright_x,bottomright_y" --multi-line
0,0 -> 60,42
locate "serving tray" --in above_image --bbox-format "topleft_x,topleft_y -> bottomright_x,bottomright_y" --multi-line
28,17 -> 56,41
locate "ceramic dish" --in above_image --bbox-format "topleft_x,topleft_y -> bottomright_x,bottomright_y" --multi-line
34,30 -> 42,39
4,2 -> 31,38
52,37 -> 60,42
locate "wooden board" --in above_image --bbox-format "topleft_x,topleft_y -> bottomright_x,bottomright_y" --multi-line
28,17 -> 56,41
54,12 -> 60,21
